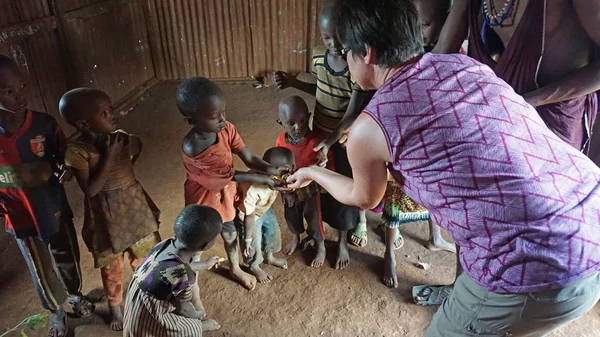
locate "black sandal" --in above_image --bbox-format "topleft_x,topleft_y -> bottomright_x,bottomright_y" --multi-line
48,310 -> 68,337
69,295 -> 95,318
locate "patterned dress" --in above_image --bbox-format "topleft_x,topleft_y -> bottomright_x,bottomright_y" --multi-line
382,181 -> 429,228
64,130 -> 160,268
123,239 -> 202,337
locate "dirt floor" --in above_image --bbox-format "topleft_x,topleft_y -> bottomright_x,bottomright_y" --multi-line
1,81 -> 599,337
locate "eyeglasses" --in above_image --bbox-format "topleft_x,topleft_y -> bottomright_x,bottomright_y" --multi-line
341,47 -> 350,61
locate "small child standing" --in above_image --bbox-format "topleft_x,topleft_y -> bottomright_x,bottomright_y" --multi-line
276,96 -> 334,268
235,147 -> 293,283
0,55 -> 93,337
60,88 -> 161,331
275,0 -> 370,257
123,205 -> 223,337
177,77 -> 287,291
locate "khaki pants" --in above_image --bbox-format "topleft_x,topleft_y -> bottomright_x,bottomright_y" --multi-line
426,272 -> 600,337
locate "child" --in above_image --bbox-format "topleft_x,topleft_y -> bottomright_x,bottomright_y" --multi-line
123,205 -> 223,337
0,55 -> 93,337
60,88 -> 161,331
276,96 -> 336,268
177,77 -> 287,291
415,0 -> 468,55
275,0 -> 367,265
235,147 -> 293,283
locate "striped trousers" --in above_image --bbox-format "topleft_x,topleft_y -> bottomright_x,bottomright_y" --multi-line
16,221 -> 83,312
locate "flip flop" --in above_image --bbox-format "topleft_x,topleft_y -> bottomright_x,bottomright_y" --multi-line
48,310 -> 67,337
349,229 -> 368,247
69,295 -> 95,318
393,232 -> 404,250
412,285 -> 452,306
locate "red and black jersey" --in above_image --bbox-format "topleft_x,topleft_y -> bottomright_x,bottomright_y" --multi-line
0,110 -> 73,240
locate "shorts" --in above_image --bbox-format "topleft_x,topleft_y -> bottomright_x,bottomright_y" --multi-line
221,220 -> 236,233
236,207 -> 282,254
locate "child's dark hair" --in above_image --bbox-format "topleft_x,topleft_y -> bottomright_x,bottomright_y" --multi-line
59,88 -> 108,127
336,0 -> 424,67
174,205 -> 222,251
176,77 -> 223,117
0,55 -> 19,74
263,147 -> 294,168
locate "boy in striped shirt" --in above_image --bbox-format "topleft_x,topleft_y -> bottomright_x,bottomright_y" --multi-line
275,0 -> 372,268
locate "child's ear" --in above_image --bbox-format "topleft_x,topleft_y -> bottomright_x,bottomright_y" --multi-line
184,116 -> 193,125
276,118 -> 282,126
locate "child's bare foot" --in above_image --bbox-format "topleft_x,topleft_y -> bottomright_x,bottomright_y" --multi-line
109,305 -> 124,331
230,267 -> 257,290
427,237 -> 456,253
201,318 -> 221,331
335,236 -> 350,269
283,235 -> 300,255
48,310 -> 67,337
311,241 -> 326,267
249,265 -> 273,284
383,249 -> 398,288
265,252 -> 288,269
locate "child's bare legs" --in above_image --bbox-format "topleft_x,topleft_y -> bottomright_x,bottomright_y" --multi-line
247,229 -> 272,284
349,210 -> 368,247
265,251 -> 288,269
427,220 -> 456,253
312,239 -> 326,267
383,226 -> 399,288
283,234 -> 301,255
335,229 -> 350,269
100,256 -> 126,331
221,230 -> 257,290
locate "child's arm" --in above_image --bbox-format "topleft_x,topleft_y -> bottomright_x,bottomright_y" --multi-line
314,89 -> 375,166
274,71 -> 317,96
174,299 -> 204,319
237,148 -> 280,176
189,256 -> 221,272
130,135 -> 143,165
72,133 -> 126,198
242,213 -> 256,258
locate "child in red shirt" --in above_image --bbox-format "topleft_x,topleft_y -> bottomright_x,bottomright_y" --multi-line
276,96 -> 335,268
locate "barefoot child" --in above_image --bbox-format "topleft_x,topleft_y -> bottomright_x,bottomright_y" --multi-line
276,96 -> 333,268
60,88 -> 161,331
235,147 -> 293,283
275,0 -> 370,259
0,55 -> 93,337
123,205 -> 223,337
177,77 -> 287,291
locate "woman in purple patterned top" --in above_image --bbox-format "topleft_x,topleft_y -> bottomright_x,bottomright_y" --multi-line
287,0 -> 600,336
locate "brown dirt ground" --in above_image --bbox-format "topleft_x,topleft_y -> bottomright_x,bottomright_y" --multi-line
1,81 -> 599,337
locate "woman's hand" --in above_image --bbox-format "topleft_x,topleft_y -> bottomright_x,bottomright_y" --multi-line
286,167 -> 314,189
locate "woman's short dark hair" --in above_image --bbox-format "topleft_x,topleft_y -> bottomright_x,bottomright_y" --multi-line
336,0 -> 424,67
174,205 -> 222,251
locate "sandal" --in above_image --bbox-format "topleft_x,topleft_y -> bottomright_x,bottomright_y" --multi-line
48,310 -> 67,337
412,285 -> 452,306
69,295 -> 95,318
393,231 -> 404,250
349,228 -> 368,247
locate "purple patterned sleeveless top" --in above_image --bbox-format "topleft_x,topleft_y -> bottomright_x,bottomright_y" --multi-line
364,53 -> 600,293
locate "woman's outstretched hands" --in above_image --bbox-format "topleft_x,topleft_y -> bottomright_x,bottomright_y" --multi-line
285,167 -> 313,190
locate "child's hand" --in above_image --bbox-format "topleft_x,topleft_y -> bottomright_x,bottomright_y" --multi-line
313,141 -> 332,167
267,176 -> 288,191
242,241 -> 255,259
275,71 -> 295,89
56,164 -> 73,184
105,133 -> 126,160
206,256 -> 221,270
283,193 -> 296,207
